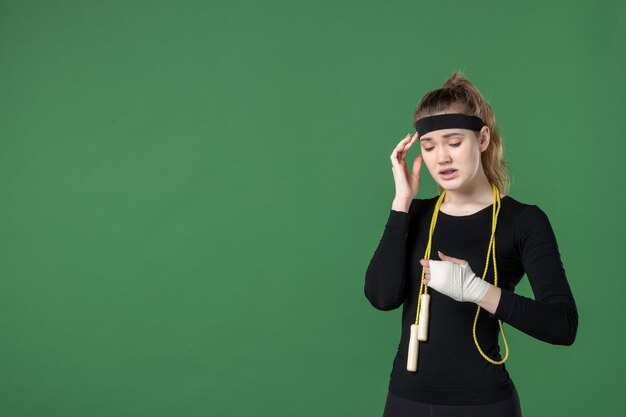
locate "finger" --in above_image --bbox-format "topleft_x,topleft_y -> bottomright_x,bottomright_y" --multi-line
392,133 -> 417,164
390,134 -> 412,164
412,154 -> 422,179
399,132 -> 419,160
400,132 -> 417,152
390,151 -> 407,168
396,133 -> 413,149
437,251 -> 468,265
390,134 -> 411,157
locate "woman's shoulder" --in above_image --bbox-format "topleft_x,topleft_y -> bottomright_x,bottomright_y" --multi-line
501,195 -> 556,237
502,195 -> 549,217
408,195 -> 439,215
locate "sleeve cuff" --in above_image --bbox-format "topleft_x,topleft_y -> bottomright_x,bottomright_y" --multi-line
492,287 -> 515,320
385,209 -> 410,232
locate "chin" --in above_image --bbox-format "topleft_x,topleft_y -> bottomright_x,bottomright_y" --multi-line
437,179 -> 463,190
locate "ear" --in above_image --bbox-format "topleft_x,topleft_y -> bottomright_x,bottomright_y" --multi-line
478,126 -> 490,152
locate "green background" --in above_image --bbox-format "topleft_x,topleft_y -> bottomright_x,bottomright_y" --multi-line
1,1 -> 624,416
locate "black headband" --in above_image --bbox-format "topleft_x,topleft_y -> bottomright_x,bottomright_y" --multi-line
414,113 -> 485,136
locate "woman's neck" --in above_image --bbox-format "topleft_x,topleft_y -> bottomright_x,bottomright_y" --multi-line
442,174 -> 499,205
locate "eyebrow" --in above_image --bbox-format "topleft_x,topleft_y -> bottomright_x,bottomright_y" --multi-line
419,133 -> 464,142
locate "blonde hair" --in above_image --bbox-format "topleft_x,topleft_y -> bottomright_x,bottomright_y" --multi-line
413,71 -> 510,196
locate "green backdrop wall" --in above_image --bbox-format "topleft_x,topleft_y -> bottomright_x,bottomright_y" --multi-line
1,1 -> 624,416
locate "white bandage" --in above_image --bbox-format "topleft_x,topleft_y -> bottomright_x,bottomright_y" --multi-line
427,260 -> 491,303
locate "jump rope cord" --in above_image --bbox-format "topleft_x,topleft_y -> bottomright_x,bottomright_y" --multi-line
413,183 -> 509,364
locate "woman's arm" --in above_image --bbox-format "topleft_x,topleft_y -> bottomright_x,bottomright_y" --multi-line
477,285 -> 502,315
364,199 -> 418,311
490,205 -> 579,346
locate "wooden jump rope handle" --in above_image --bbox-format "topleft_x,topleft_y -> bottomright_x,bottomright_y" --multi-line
407,293 -> 431,372
418,293 -> 430,341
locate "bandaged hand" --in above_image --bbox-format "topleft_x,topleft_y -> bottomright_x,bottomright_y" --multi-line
419,251 -> 491,303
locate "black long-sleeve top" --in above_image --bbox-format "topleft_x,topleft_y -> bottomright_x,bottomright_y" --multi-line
364,195 -> 578,406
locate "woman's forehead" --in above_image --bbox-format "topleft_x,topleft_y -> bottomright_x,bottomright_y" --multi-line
419,129 -> 471,142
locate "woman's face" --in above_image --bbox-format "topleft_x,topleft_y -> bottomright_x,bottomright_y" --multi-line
418,126 -> 490,192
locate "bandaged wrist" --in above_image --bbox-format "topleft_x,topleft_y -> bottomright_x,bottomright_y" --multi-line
427,260 -> 491,303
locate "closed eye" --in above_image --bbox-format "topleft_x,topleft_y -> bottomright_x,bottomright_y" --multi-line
422,142 -> 461,152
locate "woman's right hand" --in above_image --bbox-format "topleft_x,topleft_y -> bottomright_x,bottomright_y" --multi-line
390,132 -> 422,209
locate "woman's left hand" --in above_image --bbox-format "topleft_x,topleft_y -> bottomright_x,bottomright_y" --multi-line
419,251 -> 491,303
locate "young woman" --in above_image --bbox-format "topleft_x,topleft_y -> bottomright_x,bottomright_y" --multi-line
364,72 -> 578,417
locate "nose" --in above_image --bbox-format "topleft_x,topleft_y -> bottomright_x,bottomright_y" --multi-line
436,146 -> 452,165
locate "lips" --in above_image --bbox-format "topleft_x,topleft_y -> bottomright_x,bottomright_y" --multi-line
439,168 -> 458,180
438,168 -> 457,175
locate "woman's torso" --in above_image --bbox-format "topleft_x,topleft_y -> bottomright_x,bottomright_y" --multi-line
388,194 -> 528,405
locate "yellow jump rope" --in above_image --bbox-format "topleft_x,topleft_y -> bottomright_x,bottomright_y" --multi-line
407,182 -> 510,372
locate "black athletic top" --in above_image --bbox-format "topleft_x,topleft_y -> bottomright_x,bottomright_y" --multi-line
364,195 -> 578,406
